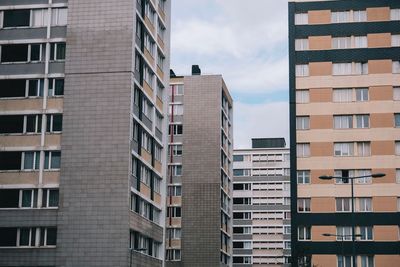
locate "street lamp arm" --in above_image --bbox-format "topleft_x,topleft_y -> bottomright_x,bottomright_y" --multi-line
319,173 -> 385,180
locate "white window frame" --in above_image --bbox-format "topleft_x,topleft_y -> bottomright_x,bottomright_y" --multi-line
393,61 -> 400,74
296,64 -> 309,77
51,8 -> 68,26
358,226 -> 373,241
334,115 -> 353,129
297,198 -> 311,212
298,226 -> 311,241
391,9 -> 400,20
394,87 -> 400,101
336,197 -> 351,212
295,13 -> 308,25
297,170 -> 310,184
296,90 -> 309,103
296,116 -> 310,130
336,226 -> 352,241
295,38 -> 309,51
334,142 -> 354,156
358,197 -> 372,212
297,143 -> 310,158
392,34 -> 400,47
355,114 -> 370,128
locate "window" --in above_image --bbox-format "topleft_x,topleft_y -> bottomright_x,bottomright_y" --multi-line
336,197 -> 351,212
334,143 -> 354,156
296,64 -> 309,77
169,124 -> 183,135
144,32 -> 155,56
159,0 -> 166,12
332,11 -> 351,23
392,35 -> 400,47
393,61 -> 400,73
396,141 -> 400,155
23,151 -> 40,170
140,165 -> 151,186
154,143 -> 162,162
333,63 -> 352,75
158,20 -> 166,40
169,165 -> 182,176
296,116 -> 310,130
1,44 -> 29,63
167,207 -> 181,217
355,62 -> 368,75
155,112 -> 162,131
397,169 -> 400,183
359,227 -> 373,241
360,255 -> 374,267
50,43 -> 66,61
42,189 -> 59,208
395,114 -> 400,127
353,10 -> 367,22
32,9 -> 48,27
166,249 -> 181,261
354,36 -> 368,48
233,212 -> 251,220
357,142 -> 371,156
297,198 -> 311,212
51,8 -> 68,26
298,226 -> 311,240
233,169 -> 250,176
338,255 -> 353,267
168,104 -> 183,115
358,197 -> 372,212
391,9 -> 400,20
296,90 -> 309,103
44,151 -> 61,169
295,39 -> 309,51
356,115 -> 369,128
169,144 -> 182,156
394,87 -> 400,101
48,78 -> 64,96
40,227 -> 57,246
29,79 -> 45,97
356,88 -> 369,101
355,169 -> 372,184
297,170 -> 310,184
333,88 -> 353,102
157,51 -> 164,69
144,0 -> 156,24
332,37 -> 351,49
297,143 -> 310,157
168,185 -> 181,196
337,226 -> 352,241
167,228 -> 181,239
142,97 -> 153,120
334,170 -> 353,184
3,10 -> 30,28
233,183 -> 251,191
46,114 -> 63,132
169,84 -> 184,95
334,115 -> 353,129
295,13 -> 308,25
0,227 -> 56,247
141,131 -> 152,152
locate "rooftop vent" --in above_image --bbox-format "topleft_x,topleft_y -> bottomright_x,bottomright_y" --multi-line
191,65 -> 201,75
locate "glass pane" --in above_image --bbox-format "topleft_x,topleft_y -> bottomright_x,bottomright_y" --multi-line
19,228 -> 30,246
52,115 -> 63,131
28,80 -> 38,96
48,190 -> 59,207
56,43 -> 66,60
21,190 -> 32,207
46,228 -> 57,245
55,79 -> 64,95
30,44 -> 41,61
24,152 -> 34,169
34,152 -> 40,170
44,151 -> 50,169
51,152 -> 61,169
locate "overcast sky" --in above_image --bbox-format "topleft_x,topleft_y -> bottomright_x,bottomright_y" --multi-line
170,0 -> 289,149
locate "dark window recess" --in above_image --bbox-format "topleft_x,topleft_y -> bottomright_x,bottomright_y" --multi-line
3,10 -> 30,28
233,227 -> 244,234
233,184 -> 244,190
233,198 -> 245,205
0,189 -> 19,208
233,213 -> 244,219
26,115 -> 42,133
233,155 -> 244,162
54,79 -> 64,96
0,115 -> 24,134
0,80 -> 26,98
0,152 -> 22,170
233,257 -> 245,264
46,228 -> 57,245
0,228 -> 17,247
1,44 -> 29,62
233,242 -> 244,249
30,44 -> 41,61
233,169 -> 244,176
29,79 -> 44,97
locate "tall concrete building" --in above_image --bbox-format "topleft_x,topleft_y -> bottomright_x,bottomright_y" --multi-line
232,138 -> 291,266
0,0 -> 170,266
166,66 -> 234,266
289,0 -> 400,266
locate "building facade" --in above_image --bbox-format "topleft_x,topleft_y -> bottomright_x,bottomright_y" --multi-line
289,0 -> 400,266
166,67 -> 233,267
0,0 -> 171,266
232,138 -> 291,266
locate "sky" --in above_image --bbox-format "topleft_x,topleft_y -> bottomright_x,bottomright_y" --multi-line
170,0 -> 289,149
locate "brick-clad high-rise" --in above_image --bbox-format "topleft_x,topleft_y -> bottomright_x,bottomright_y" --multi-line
0,0 -> 171,266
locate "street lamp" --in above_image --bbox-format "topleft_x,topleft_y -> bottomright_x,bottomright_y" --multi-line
319,173 -> 385,267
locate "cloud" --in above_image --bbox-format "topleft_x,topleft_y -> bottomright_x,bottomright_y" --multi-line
171,0 -> 289,96
233,101 -> 289,149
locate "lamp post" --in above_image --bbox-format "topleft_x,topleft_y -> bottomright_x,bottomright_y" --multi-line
319,173 -> 385,267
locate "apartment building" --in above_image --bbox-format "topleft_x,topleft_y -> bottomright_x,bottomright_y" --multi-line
289,0 -> 400,266
232,138 -> 291,267
0,0 -> 170,266
166,66 -> 233,266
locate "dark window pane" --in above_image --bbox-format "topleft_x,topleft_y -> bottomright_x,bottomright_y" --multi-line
1,44 -> 29,62
52,115 -> 63,131
0,80 -> 26,98
28,79 -> 44,97
23,152 -> 34,169
233,155 -> 244,162
19,228 -> 30,246
0,115 -> 24,133
51,152 -> 61,169
21,190 -> 32,207
0,189 -> 19,208
0,152 -> 22,170
46,228 -> 57,245
50,43 -> 55,60
26,115 -> 37,133
46,115 -> 51,132
3,10 -> 30,27
30,44 -> 41,61
0,228 -> 17,246
56,43 -> 66,60
44,151 -> 50,169
48,190 -> 59,207
54,79 -> 64,95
